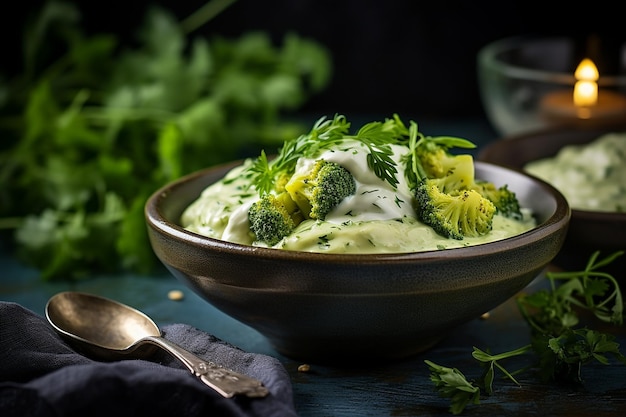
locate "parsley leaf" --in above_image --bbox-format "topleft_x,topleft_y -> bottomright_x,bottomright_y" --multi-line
425,250 -> 625,414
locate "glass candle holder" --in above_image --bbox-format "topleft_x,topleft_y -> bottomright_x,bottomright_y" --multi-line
477,36 -> 626,137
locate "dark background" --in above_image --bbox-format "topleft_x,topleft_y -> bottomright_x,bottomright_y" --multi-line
4,0 -> 625,120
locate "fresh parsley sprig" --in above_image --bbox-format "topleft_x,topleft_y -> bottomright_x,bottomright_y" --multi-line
248,114 -> 351,195
425,250 -> 625,415
424,360 -> 481,415
249,113 -> 412,193
248,114 -> 475,194
520,250 -> 624,328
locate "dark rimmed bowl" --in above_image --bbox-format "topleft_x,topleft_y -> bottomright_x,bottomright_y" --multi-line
145,161 -> 570,363
479,123 -> 626,275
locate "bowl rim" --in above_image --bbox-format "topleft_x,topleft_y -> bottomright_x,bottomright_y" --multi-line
478,35 -> 626,87
145,160 -> 571,265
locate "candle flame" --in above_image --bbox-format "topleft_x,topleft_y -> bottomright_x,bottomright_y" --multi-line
573,58 -> 598,109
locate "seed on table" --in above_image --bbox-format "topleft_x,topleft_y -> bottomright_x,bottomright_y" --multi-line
168,290 -> 185,301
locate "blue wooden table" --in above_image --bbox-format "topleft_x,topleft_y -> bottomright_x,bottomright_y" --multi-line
2,118 -> 625,416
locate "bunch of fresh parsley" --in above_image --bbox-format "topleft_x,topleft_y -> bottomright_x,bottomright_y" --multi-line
0,0 -> 331,280
426,250 -> 625,415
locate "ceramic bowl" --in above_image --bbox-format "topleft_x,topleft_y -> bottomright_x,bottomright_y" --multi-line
479,123 -> 626,276
145,161 -> 570,362
477,36 -> 626,136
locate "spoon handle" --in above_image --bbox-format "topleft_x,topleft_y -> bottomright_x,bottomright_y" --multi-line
144,336 -> 269,398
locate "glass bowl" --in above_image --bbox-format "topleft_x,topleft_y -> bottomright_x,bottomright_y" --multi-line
477,36 -> 626,136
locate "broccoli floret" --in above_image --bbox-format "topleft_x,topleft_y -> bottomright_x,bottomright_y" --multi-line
472,180 -> 523,220
248,159 -> 355,245
273,172 -> 292,194
407,131 -> 497,239
412,137 -> 476,193
416,140 -> 473,183
285,160 -> 356,220
416,180 -> 496,239
248,192 -> 304,246
428,153 -> 475,194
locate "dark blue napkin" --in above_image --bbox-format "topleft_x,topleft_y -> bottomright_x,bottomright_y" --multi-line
0,302 -> 299,417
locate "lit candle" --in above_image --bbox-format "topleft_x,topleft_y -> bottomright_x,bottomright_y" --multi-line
540,57 -> 626,124
573,58 -> 598,111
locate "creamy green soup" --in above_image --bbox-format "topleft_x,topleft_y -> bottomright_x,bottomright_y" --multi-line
182,140 -> 536,253
524,132 -> 626,213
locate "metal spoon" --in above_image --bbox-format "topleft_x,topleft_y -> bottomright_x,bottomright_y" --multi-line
45,291 -> 269,398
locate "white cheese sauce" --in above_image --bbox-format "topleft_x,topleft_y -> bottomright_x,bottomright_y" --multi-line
182,140 -> 536,253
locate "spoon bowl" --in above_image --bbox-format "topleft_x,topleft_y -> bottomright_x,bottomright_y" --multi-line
46,291 -> 161,359
46,291 -> 268,398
